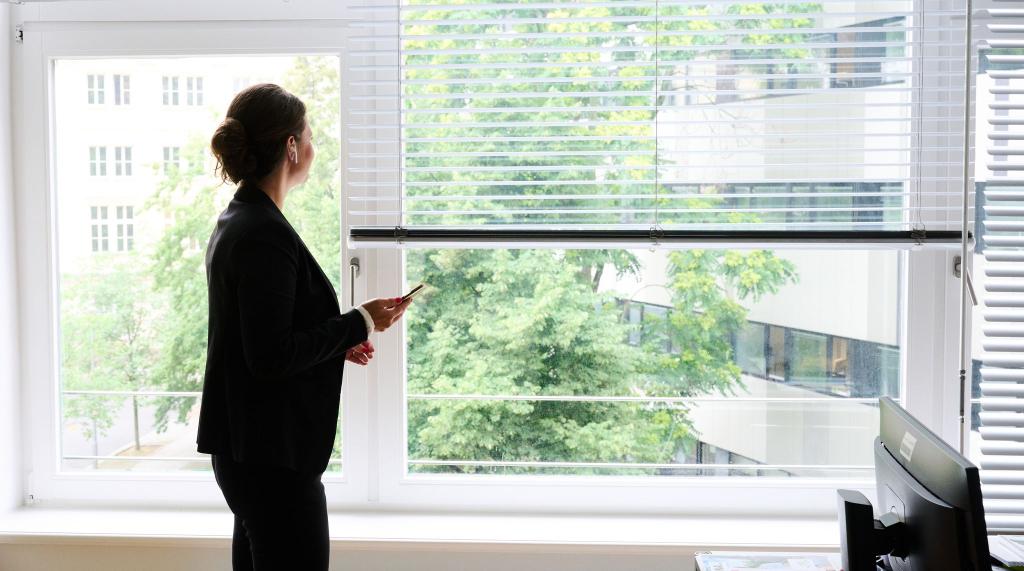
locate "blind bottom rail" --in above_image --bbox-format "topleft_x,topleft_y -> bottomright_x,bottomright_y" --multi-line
349,227 -> 966,248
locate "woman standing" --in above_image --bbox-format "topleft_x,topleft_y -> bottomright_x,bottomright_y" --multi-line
199,83 -> 409,570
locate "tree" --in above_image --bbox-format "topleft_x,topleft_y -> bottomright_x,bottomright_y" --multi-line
61,253 -> 156,459
399,1 -> 805,473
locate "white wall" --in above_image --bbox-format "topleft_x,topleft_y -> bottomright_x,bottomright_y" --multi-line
0,2 -> 24,514
746,250 -> 900,346
0,543 -> 700,571
601,249 -> 900,345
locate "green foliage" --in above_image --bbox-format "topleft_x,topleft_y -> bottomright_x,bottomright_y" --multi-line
60,253 -> 155,438
404,245 -> 796,473
406,249 -> 686,473
144,137 -> 220,431
399,0 -> 811,472
280,56 -> 343,290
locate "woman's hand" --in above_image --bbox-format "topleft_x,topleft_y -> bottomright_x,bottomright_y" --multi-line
345,340 -> 375,366
360,297 -> 413,332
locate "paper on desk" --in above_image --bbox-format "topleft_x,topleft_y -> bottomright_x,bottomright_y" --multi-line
694,552 -> 842,571
991,535 -> 1024,570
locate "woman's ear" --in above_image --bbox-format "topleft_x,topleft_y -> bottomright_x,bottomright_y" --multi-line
287,136 -> 298,164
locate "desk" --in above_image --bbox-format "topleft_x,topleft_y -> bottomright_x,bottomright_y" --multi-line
694,552 -> 1012,570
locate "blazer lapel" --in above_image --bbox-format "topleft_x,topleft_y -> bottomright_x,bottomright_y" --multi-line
234,183 -> 340,310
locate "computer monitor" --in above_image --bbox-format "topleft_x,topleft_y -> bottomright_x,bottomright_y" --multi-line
838,397 -> 990,571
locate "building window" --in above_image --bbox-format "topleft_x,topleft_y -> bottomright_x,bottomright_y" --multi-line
162,146 -> 181,174
113,146 -> 132,176
88,146 -> 106,176
113,74 -> 130,105
162,76 -> 179,105
89,206 -> 109,252
186,76 -> 204,106
826,17 -> 905,89
86,74 -> 104,104
115,206 -> 134,252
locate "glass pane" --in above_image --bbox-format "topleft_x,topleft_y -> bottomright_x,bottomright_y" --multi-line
61,393 -> 205,472
54,55 -> 342,473
737,323 -> 767,377
390,2 -> 912,230
789,331 -> 829,390
407,398 -> 878,478
405,248 -> 901,478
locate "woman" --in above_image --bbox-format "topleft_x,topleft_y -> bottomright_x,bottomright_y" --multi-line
198,83 -> 409,570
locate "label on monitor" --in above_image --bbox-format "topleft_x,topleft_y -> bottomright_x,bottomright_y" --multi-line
899,431 -> 918,464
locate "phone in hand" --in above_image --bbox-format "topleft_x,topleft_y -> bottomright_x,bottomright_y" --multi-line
400,283 -> 426,303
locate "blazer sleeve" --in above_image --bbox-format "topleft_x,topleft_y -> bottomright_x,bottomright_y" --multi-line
232,224 -> 368,381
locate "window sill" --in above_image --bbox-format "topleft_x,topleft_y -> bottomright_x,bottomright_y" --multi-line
0,506 -> 839,552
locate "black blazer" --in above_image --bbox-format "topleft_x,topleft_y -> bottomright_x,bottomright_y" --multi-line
197,183 -> 368,473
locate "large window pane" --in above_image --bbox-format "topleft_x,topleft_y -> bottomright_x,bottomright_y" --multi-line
404,249 -> 900,478
54,56 -> 342,473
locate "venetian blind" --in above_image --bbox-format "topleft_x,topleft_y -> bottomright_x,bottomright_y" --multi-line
975,0 -> 1024,534
343,0 -> 967,245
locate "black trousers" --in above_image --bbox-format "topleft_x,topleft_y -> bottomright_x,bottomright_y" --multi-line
211,454 -> 330,571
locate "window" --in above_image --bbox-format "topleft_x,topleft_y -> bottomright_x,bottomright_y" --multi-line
115,206 -> 134,252
162,76 -> 179,105
53,56 -> 341,479
87,74 -> 104,104
186,76 -> 204,106
113,146 -> 132,176
345,0 -> 965,505
88,205 -> 134,253
17,14 -> 966,514
404,249 -> 898,479
89,206 -> 109,252
88,146 -> 106,176
113,74 -> 130,105
162,146 -> 180,174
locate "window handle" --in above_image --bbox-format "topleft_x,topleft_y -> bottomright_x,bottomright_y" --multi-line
349,257 -> 360,308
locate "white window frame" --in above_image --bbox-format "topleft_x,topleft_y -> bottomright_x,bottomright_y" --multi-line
87,145 -> 106,176
113,73 -> 129,105
113,145 -> 131,176
86,73 -> 103,105
161,145 -> 180,174
114,205 -> 133,252
161,75 -> 178,106
89,205 -> 108,253
185,76 -> 203,106
15,20 -> 368,509
10,3 -> 967,517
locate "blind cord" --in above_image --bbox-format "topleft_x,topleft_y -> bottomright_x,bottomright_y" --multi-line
652,0 -> 662,246
913,0 -> 927,238
958,0 -> 974,455
396,0 -> 405,240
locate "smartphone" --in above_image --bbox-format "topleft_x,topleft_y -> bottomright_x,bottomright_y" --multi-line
400,283 -> 426,303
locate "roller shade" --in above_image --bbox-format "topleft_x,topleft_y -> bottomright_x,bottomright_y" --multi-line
976,0 -> 1024,534
343,0 -> 967,244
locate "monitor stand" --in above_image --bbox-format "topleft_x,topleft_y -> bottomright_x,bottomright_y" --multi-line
837,489 -> 908,571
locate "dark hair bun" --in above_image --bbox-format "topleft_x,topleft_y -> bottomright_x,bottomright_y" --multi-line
210,117 -> 257,184
210,84 -> 307,185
